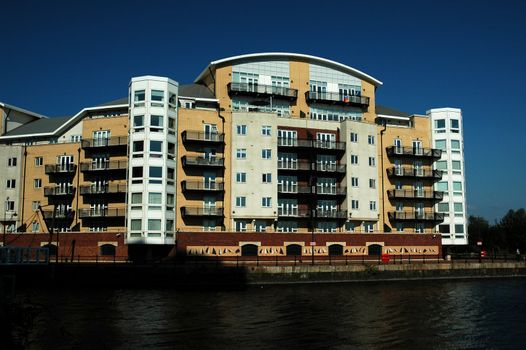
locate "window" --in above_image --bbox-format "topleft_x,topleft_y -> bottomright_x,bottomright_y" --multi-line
437,203 -> 449,212
351,177 -> 359,187
363,222 -> 374,233
262,125 -> 271,136
148,219 -> 161,231
455,224 -> 464,233
6,179 -> 16,189
130,219 -> 142,231
168,118 -> 176,130
451,119 -> 459,130
454,202 -> 463,213
167,194 -> 175,209
166,220 -> 174,233
168,142 -> 175,156
436,161 -> 447,170
133,141 -> 144,153
435,140 -> 446,150
236,172 -> 246,183
131,193 -> 142,209
396,223 -> 404,232
235,220 -> 248,232
262,149 -> 272,159
369,179 -> 376,188
345,222 -> 355,232
167,168 -> 175,180
236,124 -> 247,135
148,192 -> 162,210
351,200 -> 359,210
32,201 -> 40,211
34,179 -> 42,188
151,90 -> 164,107
453,181 -> 462,194
132,167 -> 143,178
262,173 -> 272,183
369,201 -> 376,211
262,197 -> 272,208
150,140 -> 162,153
415,223 -> 424,233
71,135 -> 82,142
350,132 -> 358,142
451,140 -> 461,150
32,221 -> 40,232
452,161 -> 462,172
254,220 -> 266,232
134,90 -> 145,106
368,157 -> 376,167
236,196 -> 246,207
5,200 -> 15,211
35,157 -> 43,166
236,148 -> 247,159
133,115 -> 144,128
150,115 -> 163,128
395,202 -> 403,211
439,224 -> 450,234
149,167 -> 162,183
8,157 -> 17,167
368,135 -> 375,145
435,119 -> 445,129
351,155 -> 358,164
436,181 -> 448,191
184,101 -> 195,109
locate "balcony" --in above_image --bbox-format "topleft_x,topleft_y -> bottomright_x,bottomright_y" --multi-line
387,189 -> 444,200
315,186 -> 346,196
386,146 -> 442,159
386,167 -> 443,179
182,181 -> 224,192
80,160 -> 128,172
182,131 -> 224,143
305,91 -> 370,108
81,136 -> 128,149
42,210 -> 74,220
277,184 -> 312,194
78,208 -> 126,218
44,186 -> 75,197
277,138 -> 345,151
277,160 -> 311,171
227,82 -> 298,100
277,208 -> 311,218
182,156 -> 224,168
315,163 -> 346,173
314,209 -> 347,219
44,164 -> 77,175
79,184 -> 127,195
388,211 -> 444,222
181,207 -> 224,217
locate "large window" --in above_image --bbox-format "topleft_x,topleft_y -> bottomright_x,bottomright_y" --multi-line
451,140 -> 461,151
150,115 -> 163,130
148,192 -> 162,210
134,90 -> 145,107
151,90 -> 164,107
454,202 -> 463,213
453,181 -> 463,194
148,219 -> 161,231
149,166 -> 162,184
435,140 -> 446,150
437,203 -> 449,212
436,181 -> 448,191
452,161 -> 462,173
150,140 -> 162,153
133,115 -> 144,129
436,161 -> 447,170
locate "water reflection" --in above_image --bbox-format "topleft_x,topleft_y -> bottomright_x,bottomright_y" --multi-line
19,279 -> 526,349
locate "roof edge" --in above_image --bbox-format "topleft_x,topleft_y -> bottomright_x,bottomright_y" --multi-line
0,102 -> 48,119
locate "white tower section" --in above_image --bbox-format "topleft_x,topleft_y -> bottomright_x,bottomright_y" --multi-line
428,108 -> 467,245
127,76 -> 178,245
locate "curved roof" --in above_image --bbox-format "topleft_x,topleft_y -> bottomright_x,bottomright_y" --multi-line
195,52 -> 382,87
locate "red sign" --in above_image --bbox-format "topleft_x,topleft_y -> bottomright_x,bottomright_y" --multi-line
309,242 -> 316,246
481,250 -> 487,258
381,253 -> 390,263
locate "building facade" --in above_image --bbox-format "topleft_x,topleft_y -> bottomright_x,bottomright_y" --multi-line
0,53 -> 466,257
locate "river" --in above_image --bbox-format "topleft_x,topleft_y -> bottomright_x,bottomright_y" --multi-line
11,278 -> 526,349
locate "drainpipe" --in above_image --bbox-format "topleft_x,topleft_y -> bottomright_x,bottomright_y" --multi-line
20,145 -> 28,230
380,121 -> 388,232
218,113 -> 225,232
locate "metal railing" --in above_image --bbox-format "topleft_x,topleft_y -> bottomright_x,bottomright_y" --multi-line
314,209 -> 347,218
388,211 -> 444,221
228,82 -> 298,99
78,208 -> 126,218
387,189 -> 444,200
81,136 -> 128,148
306,91 -> 370,107
315,186 -> 346,195
79,184 -> 127,195
44,163 -> 77,174
277,160 -> 311,171
386,146 -> 442,158
44,186 -> 75,196
42,210 -> 75,219
80,160 -> 128,172
387,167 -> 443,179
277,138 -> 345,150
182,156 -> 224,167
182,181 -> 224,191
277,184 -> 311,194
181,207 -> 224,216
182,130 -> 225,143
315,163 -> 346,173
277,208 -> 311,217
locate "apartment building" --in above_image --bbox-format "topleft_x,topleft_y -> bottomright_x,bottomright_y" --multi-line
0,52 -> 466,257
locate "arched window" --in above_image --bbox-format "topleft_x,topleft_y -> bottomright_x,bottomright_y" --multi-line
241,244 -> 258,257
42,244 -> 57,256
286,244 -> 302,256
328,244 -> 343,256
100,244 -> 116,256
368,244 -> 382,256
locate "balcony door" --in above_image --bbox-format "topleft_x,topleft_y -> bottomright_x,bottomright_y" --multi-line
278,129 -> 297,146
310,81 -> 327,97
317,155 -> 336,171
93,130 -> 110,147
90,201 -> 107,216
317,200 -> 337,214
92,155 -> 109,170
57,181 -> 71,195
394,138 -> 402,154
412,140 -> 423,155
415,202 -> 424,219
204,148 -> 216,160
92,179 -> 108,193
58,155 -> 73,172
317,178 -> 336,195
203,171 -> 216,190
203,196 -> 216,209
240,74 -> 258,92
394,160 -> 402,175
413,160 -> 423,176
278,176 -> 297,193
204,124 -> 218,141
278,199 -> 298,216
414,182 -> 424,198
278,152 -> 297,169
316,133 -> 335,149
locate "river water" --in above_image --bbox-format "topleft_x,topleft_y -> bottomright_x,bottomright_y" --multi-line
13,278 -> 526,349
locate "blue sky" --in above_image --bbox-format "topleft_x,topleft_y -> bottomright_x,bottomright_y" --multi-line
1,0 -> 525,222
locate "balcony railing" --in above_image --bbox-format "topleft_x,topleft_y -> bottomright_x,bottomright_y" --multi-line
42,210 -> 75,220
79,184 -> 127,195
315,163 -> 346,173
80,160 -> 128,172
306,91 -> 370,108
386,146 -> 442,159
386,167 -> 443,179
387,189 -> 444,200
78,208 -> 126,218
44,164 -> 77,174
315,186 -> 347,196
182,156 -> 224,167
277,138 -> 345,150
44,186 -> 75,197
81,136 -> 128,149
388,211 -> 444,222
182,181 -> 224,191
277,208 -> 311,218
277,161 -> 311,171
181,207 -> 224,217
227,82 -> 298,100
182,131 -> 224,143
277,184 -> 312,194
314,209 -> 347,219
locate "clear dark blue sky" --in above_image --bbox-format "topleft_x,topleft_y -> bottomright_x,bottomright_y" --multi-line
1,0 -> 525,222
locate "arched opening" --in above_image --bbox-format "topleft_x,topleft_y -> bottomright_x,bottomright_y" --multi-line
42,244 -> 57,256
328,244 -> 343,256
241,244 -> 258,257
100,244 -> 116,256
286,244 -> 302,256
368,244 -> 383,256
